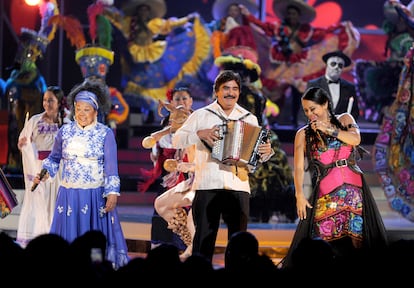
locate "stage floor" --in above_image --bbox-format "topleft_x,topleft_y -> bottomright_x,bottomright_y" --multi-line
117,203 -> 414,269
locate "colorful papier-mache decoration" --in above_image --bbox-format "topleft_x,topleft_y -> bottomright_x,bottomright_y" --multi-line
50,0 -> 129,127
3,0 -> 59,173
76,46 -> 114,80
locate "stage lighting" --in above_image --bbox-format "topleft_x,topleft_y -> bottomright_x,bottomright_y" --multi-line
25,0 -> 41,7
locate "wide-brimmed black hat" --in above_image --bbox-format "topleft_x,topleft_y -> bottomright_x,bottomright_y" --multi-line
322,50 -> 352,67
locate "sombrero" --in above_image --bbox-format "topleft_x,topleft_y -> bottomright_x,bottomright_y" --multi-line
273,0 -> 316,24
212,0 -> 258,20
121,0 -> 167,18
322,50 -> 352,68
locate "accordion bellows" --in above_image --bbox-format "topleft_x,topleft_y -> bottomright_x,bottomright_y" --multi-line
211,120 -> 269,169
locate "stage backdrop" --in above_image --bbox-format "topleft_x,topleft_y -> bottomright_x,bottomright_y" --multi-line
2,0 -> 403,94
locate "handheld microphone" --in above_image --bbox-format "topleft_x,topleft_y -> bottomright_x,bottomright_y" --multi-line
31,168 -> 48,192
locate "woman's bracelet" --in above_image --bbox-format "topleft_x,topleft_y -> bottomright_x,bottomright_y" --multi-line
326,127 -> 339,138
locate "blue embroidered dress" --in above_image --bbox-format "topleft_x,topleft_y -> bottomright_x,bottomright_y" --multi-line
42,120 -> 129,269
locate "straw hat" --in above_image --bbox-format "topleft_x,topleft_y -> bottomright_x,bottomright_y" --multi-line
273,0 -> 316,24
121,0 -> 167,18
212,0 -> 258,20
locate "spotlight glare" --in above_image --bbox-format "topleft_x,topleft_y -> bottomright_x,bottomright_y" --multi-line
25,0 -> 41,6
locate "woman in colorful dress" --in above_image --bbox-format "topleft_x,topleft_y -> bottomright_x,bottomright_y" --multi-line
103,0 -> 212,122
373,0 -> 414,222
281,87 -> 388,268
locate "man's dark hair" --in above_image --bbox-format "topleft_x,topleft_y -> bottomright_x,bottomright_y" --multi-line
213,70 -> 241,93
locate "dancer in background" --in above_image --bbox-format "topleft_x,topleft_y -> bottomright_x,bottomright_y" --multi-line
281,87 -> 387,269
33,80 -> 129,269
355,0 -> 414,123
209,0 -> 259,59
16,86 -> 68,248
240,0 -> 360,127
139,87 -> 194,258
248,129 -> 297,223
4,0 -> 59,173
103,0 -> 212,123
373,0 -> 414,222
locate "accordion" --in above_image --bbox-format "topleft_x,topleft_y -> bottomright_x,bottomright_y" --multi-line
211,120 -> 269,169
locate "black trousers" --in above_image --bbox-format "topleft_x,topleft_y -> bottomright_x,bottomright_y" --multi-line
191,189 -> 250,262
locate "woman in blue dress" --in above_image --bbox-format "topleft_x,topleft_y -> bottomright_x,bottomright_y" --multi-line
34,80 -> 129,269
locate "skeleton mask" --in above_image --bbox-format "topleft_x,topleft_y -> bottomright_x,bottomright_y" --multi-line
325,56 -> 345,81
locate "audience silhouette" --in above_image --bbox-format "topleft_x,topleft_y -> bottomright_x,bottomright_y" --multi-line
0,230 -> 412,283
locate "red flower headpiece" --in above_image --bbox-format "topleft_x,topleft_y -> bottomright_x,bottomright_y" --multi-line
166,88 -> 173,101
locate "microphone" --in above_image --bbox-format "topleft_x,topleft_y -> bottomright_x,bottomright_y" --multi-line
31,168 -> 48,192
310,116 -> 325,143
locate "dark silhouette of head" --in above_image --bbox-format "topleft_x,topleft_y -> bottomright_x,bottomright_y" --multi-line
225,231 -> 259,272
